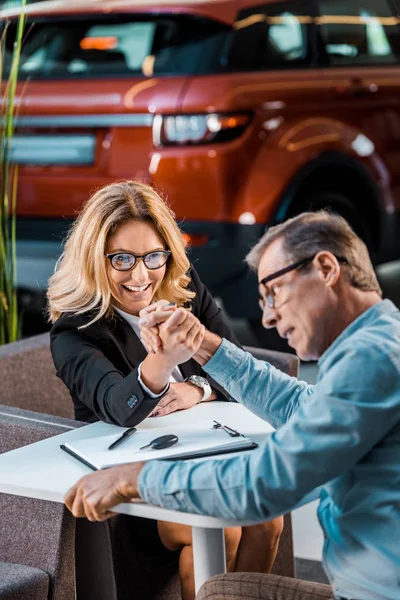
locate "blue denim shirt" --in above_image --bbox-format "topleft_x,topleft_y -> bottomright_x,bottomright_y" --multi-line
138,300 -> 400,600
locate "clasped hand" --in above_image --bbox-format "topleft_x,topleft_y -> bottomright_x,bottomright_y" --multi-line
139,300 -> 204,360
139,301 -> 206,416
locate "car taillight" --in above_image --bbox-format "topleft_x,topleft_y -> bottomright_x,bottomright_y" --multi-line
153,113 -> 251,147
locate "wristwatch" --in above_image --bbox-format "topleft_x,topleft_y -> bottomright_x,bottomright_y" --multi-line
185,375 -> 212,402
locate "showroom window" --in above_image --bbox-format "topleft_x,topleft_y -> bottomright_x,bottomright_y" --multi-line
316,0 -> 400,65
226,1 -> 313,71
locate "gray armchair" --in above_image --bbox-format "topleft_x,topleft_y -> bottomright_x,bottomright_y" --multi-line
0,406 -> 117,600
0,562 -> 49,600
243,345 -> 298,580
0,333 -> 72,418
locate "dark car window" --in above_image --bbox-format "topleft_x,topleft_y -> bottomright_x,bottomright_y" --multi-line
225,1 -> 314,72
0,0 -> 44,6
316,0 -> 400,65
1,14 -> 230,79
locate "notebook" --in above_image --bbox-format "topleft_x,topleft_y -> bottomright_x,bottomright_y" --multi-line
60,423 -> 258,471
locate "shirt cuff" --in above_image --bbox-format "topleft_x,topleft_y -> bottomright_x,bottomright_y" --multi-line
138,460 -> 187,509
202,339 -> 254,401
137,362 -> 170,398
203,338 -> 242,379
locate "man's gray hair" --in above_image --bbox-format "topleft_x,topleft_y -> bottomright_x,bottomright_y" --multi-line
246,211 -> 382,295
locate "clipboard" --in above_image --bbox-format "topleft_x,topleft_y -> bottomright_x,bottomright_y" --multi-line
60,422 -> 258,471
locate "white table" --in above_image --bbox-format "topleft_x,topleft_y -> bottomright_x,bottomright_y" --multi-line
0,402 -> 273,593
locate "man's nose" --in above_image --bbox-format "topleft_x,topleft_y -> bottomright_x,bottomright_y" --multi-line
262,305 -> 280,329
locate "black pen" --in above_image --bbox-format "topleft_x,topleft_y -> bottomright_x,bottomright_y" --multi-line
108,427 -> 137,450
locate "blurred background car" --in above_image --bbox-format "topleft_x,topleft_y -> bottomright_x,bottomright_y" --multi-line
1,0 -> 400,343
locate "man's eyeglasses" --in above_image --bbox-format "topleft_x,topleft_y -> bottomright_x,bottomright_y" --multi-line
106,250 -> 171,271
259,254 -> 348,309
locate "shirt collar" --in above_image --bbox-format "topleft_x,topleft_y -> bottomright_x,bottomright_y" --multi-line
318,299 -> 398,368
114,306 -> 140,327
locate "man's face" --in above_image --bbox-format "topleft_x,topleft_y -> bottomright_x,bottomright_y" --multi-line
257,238 -> 337,361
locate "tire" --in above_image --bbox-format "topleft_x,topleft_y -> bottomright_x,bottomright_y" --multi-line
292,191 -> 376,262
247,192 -> 377,351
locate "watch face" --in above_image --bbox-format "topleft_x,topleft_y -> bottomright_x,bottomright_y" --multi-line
189,376 -> 207,386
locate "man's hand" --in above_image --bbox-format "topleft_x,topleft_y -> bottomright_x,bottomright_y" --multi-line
140,308 -> 205,364
149,382 -> 204,417
159,309 -> 205,363
64,462 -> 145,522
193,329 -> 223,366
139,301 -> 222,365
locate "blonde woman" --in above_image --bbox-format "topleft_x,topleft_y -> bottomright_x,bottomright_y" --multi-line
48,180 -> 283,600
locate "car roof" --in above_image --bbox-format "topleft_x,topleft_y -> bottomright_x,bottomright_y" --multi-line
0,0 -> 281,26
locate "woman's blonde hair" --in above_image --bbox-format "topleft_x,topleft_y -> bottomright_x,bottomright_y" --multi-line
47,180 -> 195,326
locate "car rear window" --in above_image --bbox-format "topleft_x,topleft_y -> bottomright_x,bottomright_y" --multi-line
1,14 -> 230,79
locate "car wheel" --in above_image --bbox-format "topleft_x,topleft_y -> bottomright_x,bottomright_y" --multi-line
248,192 -> 377,351
293,191 -> 376,262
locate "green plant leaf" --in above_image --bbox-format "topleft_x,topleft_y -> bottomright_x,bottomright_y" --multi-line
0,0 -> 25,344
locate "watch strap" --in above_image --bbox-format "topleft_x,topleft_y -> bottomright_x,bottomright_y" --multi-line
185,376 -> 212,402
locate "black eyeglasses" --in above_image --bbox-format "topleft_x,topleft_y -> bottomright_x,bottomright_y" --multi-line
106,250 -> 171,271
259,254 -> 348,309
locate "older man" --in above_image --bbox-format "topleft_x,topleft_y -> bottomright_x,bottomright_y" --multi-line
65,212 -> 400,600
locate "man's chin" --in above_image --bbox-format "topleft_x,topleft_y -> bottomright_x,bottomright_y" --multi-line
286,334 -> 318,361
296,345 -> 318,362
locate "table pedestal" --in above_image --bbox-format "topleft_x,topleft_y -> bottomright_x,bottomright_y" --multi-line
192,527 -> 226,593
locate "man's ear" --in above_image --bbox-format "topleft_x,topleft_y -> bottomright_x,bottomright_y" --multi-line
313,252 -> 341,287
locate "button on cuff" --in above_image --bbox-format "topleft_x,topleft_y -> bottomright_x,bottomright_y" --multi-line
127,395 -> 138,408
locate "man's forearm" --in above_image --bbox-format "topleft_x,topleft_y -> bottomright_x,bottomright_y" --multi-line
194,330 -> 223,365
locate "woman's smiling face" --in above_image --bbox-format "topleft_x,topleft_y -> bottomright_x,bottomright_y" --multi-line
106,219 -> 168,315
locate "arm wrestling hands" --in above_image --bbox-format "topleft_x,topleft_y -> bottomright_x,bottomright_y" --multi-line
139,300 -> 222,367
139,301 -> 222,416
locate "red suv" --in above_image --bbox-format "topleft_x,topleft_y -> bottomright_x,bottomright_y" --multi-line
2,0 -> 400,323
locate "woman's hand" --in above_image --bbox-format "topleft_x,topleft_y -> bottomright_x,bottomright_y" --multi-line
139,300 -> 176,354
149,382 -> 203,417
140,321 -> 162,355
139,305 -> 205,394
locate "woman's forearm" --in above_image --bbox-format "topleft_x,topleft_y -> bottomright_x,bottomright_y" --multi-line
140,353 -> 176,393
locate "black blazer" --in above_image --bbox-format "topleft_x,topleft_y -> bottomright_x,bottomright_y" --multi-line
50,268 -> 241,427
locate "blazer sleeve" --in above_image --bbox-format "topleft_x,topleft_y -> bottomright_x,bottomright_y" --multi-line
189,266 -> 242,401
50,317 -> 167,427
